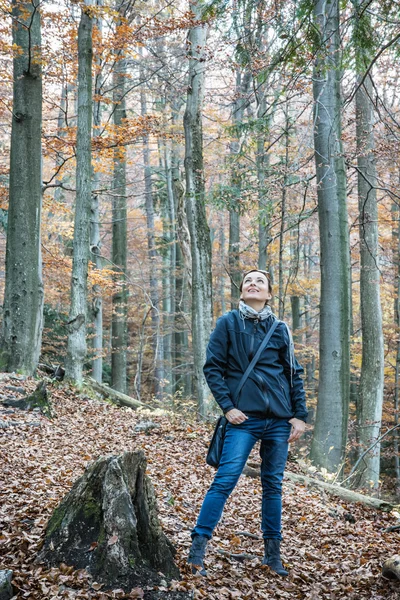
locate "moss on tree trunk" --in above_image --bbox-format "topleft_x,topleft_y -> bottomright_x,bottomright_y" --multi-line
38,451 -> 180,591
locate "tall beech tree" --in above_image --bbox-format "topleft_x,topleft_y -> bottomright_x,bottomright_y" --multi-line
0,0 -> 44,375
111,7 -> 128,394
65,3 -> 93,384
310,0 -> 351,473
229,67 -> 250,308
184,1 -> 212,416
91,0 -> 104,384
353,0 -> 384,488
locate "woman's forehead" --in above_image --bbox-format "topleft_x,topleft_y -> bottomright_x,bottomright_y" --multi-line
244,271 -> 268,280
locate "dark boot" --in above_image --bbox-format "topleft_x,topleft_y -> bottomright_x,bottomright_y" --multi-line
262,539 -> 288,577
187,535 -> 208,576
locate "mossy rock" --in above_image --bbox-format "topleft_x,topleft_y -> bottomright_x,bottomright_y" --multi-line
1,381 -> 52,418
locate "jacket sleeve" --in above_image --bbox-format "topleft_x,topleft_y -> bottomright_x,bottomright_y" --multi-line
279,323 -> 308,422
203,315 -> 236,414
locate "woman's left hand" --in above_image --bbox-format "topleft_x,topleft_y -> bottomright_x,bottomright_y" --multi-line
287,418 -> 306,443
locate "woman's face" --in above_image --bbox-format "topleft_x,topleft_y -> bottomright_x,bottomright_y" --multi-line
241,271 -> 272,306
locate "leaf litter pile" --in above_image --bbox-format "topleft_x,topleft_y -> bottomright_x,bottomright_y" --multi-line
1,375 -> 399,600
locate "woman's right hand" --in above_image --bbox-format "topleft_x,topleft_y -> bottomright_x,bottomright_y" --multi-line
225,409 -> 248,425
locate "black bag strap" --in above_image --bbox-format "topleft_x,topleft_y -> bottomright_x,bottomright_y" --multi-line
233,319 -> 280,406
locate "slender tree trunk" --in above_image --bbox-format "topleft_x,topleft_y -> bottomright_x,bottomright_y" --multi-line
54,83 -> 69,204
141,85 -> 164,398
171,108 -> 191,397
229,69 -> 250,308
219,211 -> 226,316
91,1 -> 103,383
310,0 -> 351,473
183,1 -> 212,416
352,0 -> 384,489
304,240 -> 315,391
393,194 -> 400,490
111,26 -> 128,394
278,106 -> 290,320
65,4 -> 93,384
290,218 -> 301,343
0,0 -> 44,375
162,140 -> 176,397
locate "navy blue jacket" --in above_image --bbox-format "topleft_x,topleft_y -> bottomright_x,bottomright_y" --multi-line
203,310 -> 308,422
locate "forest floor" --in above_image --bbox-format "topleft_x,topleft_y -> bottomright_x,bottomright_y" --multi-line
0,375 -> 399,600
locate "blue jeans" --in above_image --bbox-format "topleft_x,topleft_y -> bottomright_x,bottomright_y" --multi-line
192,417 -> 291,541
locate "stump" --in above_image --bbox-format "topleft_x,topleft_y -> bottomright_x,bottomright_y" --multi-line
0,570 -> 13,600
38,451 -> 180,591
382,555 -> 400,580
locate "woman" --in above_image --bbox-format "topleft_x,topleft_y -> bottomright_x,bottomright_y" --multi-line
188,269 -> 307,577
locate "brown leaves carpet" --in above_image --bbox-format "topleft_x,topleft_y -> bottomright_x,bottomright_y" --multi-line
0,376 -> 399,599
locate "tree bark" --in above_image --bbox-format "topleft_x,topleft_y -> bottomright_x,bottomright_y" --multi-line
229,69 -> 250,308
278,104 -> 290,320
38,451 -> 179,590
65,4 -> 93,384
90,0 -> 104,383
140,79 -> 164,398
353,0 -> 384,489
111,17 -> 128,394
310,0 -> 351,474
0,0 -> 44,375
183,0 -> 213,416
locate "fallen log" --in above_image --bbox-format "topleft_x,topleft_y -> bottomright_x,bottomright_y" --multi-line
242,466 -> 395,511
85,377 -> 151,411
38,450 -> 180,591
382,555 -> 400,580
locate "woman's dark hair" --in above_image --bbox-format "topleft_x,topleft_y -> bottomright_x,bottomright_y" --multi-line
239,269 -> 273,297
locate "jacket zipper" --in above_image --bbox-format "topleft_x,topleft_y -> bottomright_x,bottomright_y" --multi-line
250,320 -> 270,413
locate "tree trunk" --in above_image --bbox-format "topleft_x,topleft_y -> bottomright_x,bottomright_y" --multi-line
395,199 -> 400,491
183,1 -> 213,416
111,24 -> 128,394
171,109 -> 192,397
140,82 -> 164,398
91,0 -> 103,383
310,0 -> 351,474
304,241 -> 315,391
162,140 -> 176,398
353,0 -> 384,489
0,0 -> 44,375
278,105 -> 290,320
65,5 -> 93,384
229,69 -> 250,308
38,451 -> 179,590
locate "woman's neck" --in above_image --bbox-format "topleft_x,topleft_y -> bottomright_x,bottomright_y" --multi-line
243,300 -> 265,313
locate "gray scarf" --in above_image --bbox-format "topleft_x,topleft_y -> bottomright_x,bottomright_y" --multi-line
238,300 -> 295,386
